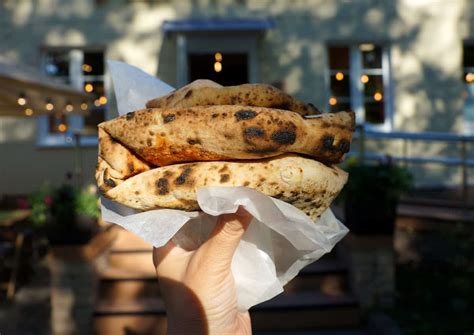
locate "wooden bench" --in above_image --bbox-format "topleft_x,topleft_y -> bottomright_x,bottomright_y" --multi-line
0,209 -> 31,300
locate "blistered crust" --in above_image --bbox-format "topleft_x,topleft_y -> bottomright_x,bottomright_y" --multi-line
146,82 -> 321,116
100,154 -> 348,220
99,106 -> 354,167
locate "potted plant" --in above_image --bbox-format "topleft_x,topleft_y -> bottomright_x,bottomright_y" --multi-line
342,156 -> 413,235
28,184 -> 101,245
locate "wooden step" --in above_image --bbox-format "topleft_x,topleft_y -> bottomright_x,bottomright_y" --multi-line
98,279 -> 161,304
397,203 -> 474,223
96,269 -> 348,308
401,195 -> 474,209
111,228 -> 153,252
253,291 -> 357,311
94,310 -> 361,335
93,290 -> 358,333
286,258 -> 348,294
255,330 -> 367,335
100,251 -> 155,280
93,315 -> 167,335
99,254 -> 348,296
300,257 -> 347,275
94,289 -> 358,318
251,290 -> 359,330
101,248 -> 346,277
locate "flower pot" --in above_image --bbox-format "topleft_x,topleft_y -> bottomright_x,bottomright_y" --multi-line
344,192 -> 398,235
44,214 -> 99,245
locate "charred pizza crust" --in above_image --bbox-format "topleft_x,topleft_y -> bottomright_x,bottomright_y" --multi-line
98,154 -> 348,220
146,82 -> 321,117
98,106 -> 354,167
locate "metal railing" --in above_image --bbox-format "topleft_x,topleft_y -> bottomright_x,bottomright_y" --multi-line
352,125 -> 474,206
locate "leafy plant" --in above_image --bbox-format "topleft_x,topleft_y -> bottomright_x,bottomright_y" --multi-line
76,188 -> 101,219
340,156 -> 414,234
342,156 -> 413,204
28,184 -> 54,228
28,183 -> 100,229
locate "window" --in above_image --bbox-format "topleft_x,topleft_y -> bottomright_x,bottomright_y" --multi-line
188,52 -> 248,86
463,43 -> 474,134
176,33 -> 259,87
327,44 -> 392,130
38,48 -> 107,146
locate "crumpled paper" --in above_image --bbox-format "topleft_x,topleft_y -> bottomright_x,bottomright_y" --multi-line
102,60 -> 349,311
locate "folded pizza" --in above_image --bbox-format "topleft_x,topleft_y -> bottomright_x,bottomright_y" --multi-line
97,81 -> 355,221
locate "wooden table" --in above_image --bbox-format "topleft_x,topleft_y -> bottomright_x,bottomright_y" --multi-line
0,209 -> 31,299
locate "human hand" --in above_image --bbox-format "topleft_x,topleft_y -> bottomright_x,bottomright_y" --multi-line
153,207 -> 253,335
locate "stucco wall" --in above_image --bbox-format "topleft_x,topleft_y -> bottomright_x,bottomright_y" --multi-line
0,117 -> 98,194
0,0 -> 472,195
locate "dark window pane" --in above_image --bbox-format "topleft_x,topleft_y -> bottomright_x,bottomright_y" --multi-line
83,80 -> 106,130
48,113 -> 68,133
330,102 -> 351,113
363,75 -> 384,97
463,71 -> 474,83
463,44 -> 474,68
83,51 -> 104,75
330,73 -> 350,97
361,45 -> 382,69
328,47 -> 349,70
83,81 -> 105,95
44,52 -> 69,76
365,102 -> 385,124
84,108 -> 105,132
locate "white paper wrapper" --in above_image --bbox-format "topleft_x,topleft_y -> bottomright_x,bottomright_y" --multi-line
103,61 -> 349,311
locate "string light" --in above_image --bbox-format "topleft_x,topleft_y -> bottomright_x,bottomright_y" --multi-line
99,96 -> 107,105
65,103 -> 74,112
81,102 -> 88,111
82,64 -> 93,72
94,99 -> 101,107
214,62 -> 222,72
374,92 -> 383,101
46,100 -> 54,111
466,73 -> 474,83
215,52 -> 222,62
17,93 -> 27,106
335,72 -> 344,81
360,75 -> 369,84
329,97 -> 337,106
84,83 -> 93,92
24,108 -> 33,116
58,123 -> 67,132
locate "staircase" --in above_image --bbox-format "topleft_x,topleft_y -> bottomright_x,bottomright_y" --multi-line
93,227 -> 362,334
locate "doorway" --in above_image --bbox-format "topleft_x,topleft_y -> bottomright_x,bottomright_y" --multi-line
188,53 -> 248,86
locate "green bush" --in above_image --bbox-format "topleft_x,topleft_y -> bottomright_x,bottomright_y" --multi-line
342,156 -> 413,204
28,184 -> 100,229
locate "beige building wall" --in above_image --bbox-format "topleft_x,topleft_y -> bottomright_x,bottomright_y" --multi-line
0,0 -> 473,194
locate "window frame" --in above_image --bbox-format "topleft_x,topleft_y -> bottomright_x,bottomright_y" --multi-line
462,40 -> 474,134
37,46 -> 109,148
325,43 -> 393,131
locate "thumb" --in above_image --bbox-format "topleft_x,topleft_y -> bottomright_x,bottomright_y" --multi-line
199,207 -> 253,270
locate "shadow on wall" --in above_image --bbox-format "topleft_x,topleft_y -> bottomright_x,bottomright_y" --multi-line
155,0 -> 472,187
1,0 -> 471,188
0,1 -> 173,192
